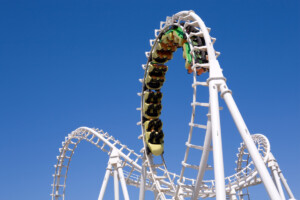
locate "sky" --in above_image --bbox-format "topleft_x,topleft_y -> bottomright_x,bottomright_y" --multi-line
0,0 -> 299,199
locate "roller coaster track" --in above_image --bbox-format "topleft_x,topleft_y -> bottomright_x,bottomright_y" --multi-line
51,127 -> 278,199
138,10 -> 219,199
51,10 -> 296,200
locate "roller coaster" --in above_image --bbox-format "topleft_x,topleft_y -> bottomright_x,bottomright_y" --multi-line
51,10 -> 296,200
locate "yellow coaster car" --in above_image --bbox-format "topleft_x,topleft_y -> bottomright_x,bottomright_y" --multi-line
144,91 -> 162,104
152,50 -> 173,60
148,63 -> 168,75
145,130 -> 164,156
143,103 -> 162,119
144,119 -> 163,132
145,75 -> 165,90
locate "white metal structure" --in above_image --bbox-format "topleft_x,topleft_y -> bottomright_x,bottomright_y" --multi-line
51,11 -> 296,200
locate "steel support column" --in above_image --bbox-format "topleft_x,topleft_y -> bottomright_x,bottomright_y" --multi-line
220,82 -> 282,200
114,168 -> 120,200
139,155 -> 146,200
278,171 -> 296,200
209,80 -> 226,200
117,164 -> 130,200
191,112 -> 212,200
98,163 -> 112,200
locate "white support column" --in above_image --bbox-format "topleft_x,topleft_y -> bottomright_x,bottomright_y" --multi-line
100,148 -> 130,200
154,191 -> 158,200
278,171 -> 296,200
191,112 -> 212,200
117,165 -> 130,200
268,153 -> 286,200
238,190 -> 244,200
271,153 -> 296,200
229,188 -> 238,200
114,168 -> 120,200
110,149 -> 130,200
209,80 -> 226,200
273,169 -> 285,200
139,155 -> 147,200
220,83 -> 282,200
98,163 -> 112,200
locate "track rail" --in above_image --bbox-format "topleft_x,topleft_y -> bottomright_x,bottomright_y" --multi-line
51,10 -> 294,200
138,10 -> 221,199
51,127 -> 180,199
51,127 -> 142,200
51,126 -> 270,199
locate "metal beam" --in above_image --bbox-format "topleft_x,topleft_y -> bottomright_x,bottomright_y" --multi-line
98,163 -> 112,200
114,168 -> 120,200
220,82 -> 282,200
209,81 -> 226,200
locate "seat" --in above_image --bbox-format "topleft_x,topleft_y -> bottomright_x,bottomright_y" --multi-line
144,91 -> 163,104
148,63 -> 168,77
145,75 -> 165,90
143,103 -> 162,119
144,119 -> 163,132
148,63 -> 168,74
145,130 -> 164,156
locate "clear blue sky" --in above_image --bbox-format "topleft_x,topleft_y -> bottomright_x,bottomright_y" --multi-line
0,0 -> 299,199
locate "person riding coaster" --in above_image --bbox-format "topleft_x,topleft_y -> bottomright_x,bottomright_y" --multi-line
143,25 -> 210,156
145,130 -> 164,156
143,103 -> 162,119
144,91 -> 163,104
144,119 -> 163,132
145,75 -> 165,90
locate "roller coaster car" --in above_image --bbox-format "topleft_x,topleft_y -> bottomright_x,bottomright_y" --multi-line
152,50 -> 173,61
150,51 -> 171,64
144,118 -> 163,132
157,43 -> 177,52
172,28 -> 185,47
186,65 -> 207,76
149,63 -> 168,72
175,31 -> 186,46
183,42 -> 193,71
195,50 -> 208,64
144,91 -> 163,104
143,103 -> 162,119
183,41 -> 208,75
160,26 -> 186,47
196,68 -> 206,76
183,43 -> 192,63
151,56 -> 168,64
191,36 -> 205,47
145,75 -> 165,90
145,130 -> 164,156
148,63 -> 168,77
160,35 -> 174,46
185,25 -> 199,34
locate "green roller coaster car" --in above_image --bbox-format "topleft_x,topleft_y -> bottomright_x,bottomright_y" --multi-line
162,26 -> 185,46
160,27 -> 193,70
183,42 -> 192,69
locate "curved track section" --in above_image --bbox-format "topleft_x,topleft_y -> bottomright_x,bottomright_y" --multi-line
51,127 -> 141,199
51,126 -> 271,199
176,134 -> 270,198
139,10 -> 220,199
51,11 -> 291,200
51,127 -> 178,200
